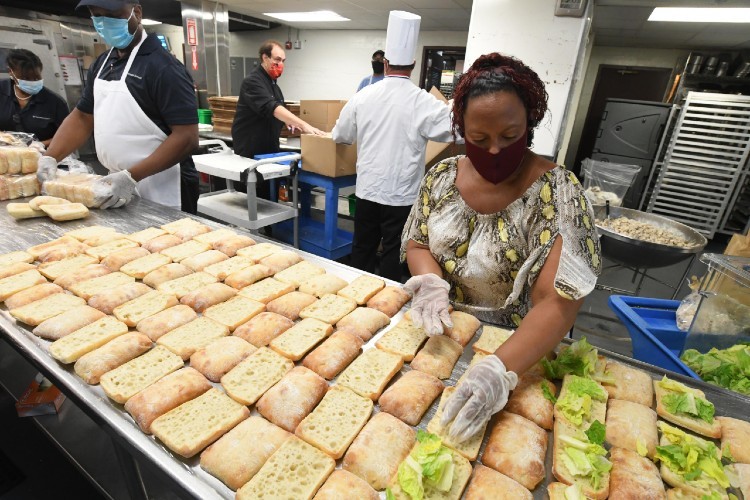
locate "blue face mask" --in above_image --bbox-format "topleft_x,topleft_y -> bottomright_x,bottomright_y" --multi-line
10,70 -> 43,96
92,8 -> 136,50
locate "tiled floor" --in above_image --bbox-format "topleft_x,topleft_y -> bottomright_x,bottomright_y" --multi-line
0,210 -> 730,499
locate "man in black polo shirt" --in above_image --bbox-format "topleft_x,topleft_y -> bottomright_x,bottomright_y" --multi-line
40,0 -> 199,212
0,49 -> 69,147
231,39 -> 324,198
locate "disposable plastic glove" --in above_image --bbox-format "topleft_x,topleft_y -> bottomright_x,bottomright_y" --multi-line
403,273 -> 452,336
96,170 -> 137,209
37,156 -> 59,183
440,355 -> 518,443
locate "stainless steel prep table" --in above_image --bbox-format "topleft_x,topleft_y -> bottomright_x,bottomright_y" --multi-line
0,196 -> 382,500
2,197 -> 750,500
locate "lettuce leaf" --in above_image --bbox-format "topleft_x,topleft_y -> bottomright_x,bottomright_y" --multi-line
560,432 -> 611,491
385,488 -> 396,500
542,337 -> 598,379
681,345 -> 750,396
563,484 -> 586,500
556,391 -> 592,426
398,455 -> 423,500
541,381 -> 557,404
659,377 -> 715,423
567,376 -> 607,401
396,432 -> 455,498
585,420 -> 606,446
655,422 -> 729,491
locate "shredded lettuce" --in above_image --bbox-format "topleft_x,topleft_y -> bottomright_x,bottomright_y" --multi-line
681,344 -> 750,396
555,375 -> 606,426
636,437 -> 648,457
585,420 -> 606,446
563,483 -> 586,500
385,488 -> 396,500
559,431 -> 611,491
542,337 -> 599,379
655,422 -> 729,492
542,380 -> 557,404
396,431 -> 455,499
658,376 -> 715,423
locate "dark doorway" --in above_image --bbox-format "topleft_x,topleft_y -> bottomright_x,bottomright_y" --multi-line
419,47 -> 466,98
572,65 -> 672,176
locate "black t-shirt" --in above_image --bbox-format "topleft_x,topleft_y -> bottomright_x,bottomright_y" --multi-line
77,33 -> 199,179
0,79 -> 69,141
231,66 -> 285,158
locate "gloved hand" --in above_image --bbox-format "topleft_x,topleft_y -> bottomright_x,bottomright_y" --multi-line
403,273 -> 452,336
95,170 -> 138,209
37,156 -> 59,183
440,355 -> 518,443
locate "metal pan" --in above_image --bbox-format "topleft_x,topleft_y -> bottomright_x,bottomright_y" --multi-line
593,205 -> 707,268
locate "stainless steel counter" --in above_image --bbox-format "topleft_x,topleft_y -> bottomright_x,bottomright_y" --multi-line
1,196 -> 748,499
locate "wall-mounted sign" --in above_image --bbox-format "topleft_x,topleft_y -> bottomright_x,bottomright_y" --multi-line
186,18 -> 198,46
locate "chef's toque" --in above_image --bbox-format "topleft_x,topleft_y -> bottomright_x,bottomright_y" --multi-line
384,10 -> 421,66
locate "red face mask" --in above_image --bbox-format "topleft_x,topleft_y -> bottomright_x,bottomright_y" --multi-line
466,130 -> 528,184
266,62 -> 284,79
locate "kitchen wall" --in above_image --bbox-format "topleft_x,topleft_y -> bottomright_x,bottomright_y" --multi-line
145,23 -> 186,64
229,27 -> 469,100
562,45 -> 688,170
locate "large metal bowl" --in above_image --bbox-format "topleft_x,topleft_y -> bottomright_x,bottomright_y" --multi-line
593,205 -> 707,268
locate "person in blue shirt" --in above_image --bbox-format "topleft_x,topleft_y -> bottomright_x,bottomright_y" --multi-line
356,50 -> 385,92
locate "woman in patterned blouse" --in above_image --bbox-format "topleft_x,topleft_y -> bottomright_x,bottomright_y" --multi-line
401,53 -> 601,443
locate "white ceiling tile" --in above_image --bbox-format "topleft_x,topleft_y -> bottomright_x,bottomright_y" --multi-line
404,0 -> 463,8
418,8 -> 470,20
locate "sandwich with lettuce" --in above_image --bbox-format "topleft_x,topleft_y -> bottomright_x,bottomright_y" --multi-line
654,376 -> 721,438
552,419 -> 611,500
656,421 -> 729,498
386,431 -> 472,500
554,375 -> 608,429
542,337 -> 615,386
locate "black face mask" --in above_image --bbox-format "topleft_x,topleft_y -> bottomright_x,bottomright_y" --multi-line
372,60 -> 384,74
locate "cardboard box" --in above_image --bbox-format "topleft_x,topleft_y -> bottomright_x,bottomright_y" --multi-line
300,88 -> 463,178
15,374 -> 65,417
299,100 -> 347,132
301,134 -> 357,177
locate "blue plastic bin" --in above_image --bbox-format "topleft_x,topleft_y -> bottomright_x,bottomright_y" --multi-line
608,295 -> 701,379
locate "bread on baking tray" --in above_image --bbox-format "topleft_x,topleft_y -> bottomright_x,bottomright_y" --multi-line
32,305 -> 106,340
342,411 -> 415,491
135,304 -> 197,341
150,388 -> 249,458
124,367 -> 211,434
295,385 -> 373,460
99,345 -> 184,404
221,346 -> 294,405
256,366 -> 328,432
200,415 -> 290,491
301,329 -> 363,380
378,369 -> 443,426
190,336 -> 256,382
74,332 -> 152,384
235,436 -> 335,500
337,347 -> 403,401
212,235 -> 256,257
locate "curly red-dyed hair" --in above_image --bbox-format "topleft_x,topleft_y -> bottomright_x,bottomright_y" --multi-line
452,53 -> 548,147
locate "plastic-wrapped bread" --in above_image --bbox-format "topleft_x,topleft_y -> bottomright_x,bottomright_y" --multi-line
0,147 -> 40,174
5,174 -> 40,200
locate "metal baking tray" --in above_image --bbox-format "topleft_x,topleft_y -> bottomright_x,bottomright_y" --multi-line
0,198 -> 747,499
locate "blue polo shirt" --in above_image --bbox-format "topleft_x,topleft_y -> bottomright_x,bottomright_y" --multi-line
0,79 -> 69,141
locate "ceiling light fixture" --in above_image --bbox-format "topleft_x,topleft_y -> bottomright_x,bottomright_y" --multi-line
648,7 -> 750,23
141,18 -> 162,26
263,11 -> 350,23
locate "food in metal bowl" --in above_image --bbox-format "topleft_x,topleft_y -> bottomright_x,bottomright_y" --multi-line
596,216 -> 697,248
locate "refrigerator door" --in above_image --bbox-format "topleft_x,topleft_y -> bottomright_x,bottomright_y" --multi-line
593,99 -> 671,159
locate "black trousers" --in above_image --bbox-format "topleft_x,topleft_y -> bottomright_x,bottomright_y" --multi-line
351,197 -> 412,282
181,174 -> 200,215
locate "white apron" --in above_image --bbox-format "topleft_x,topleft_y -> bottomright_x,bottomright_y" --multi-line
94,31 -> 181,208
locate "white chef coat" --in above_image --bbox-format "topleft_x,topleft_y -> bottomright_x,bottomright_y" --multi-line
332,76 -> 453,206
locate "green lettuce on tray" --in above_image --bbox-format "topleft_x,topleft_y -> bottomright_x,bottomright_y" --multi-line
680,344 -> 750,396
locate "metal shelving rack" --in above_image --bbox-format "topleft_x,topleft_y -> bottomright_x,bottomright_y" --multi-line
646,92 -> 750,238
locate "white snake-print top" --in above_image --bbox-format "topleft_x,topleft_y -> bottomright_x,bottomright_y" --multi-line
401,157 -> 601,327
